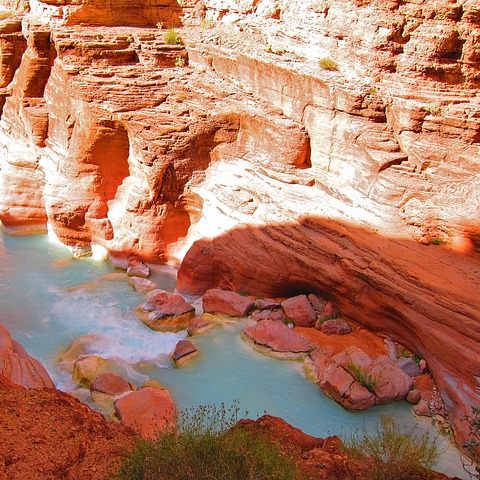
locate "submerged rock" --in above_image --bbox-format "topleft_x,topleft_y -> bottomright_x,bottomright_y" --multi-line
243,319 -> 312,358
203,289 -> 255,317
114,387 -> 177,439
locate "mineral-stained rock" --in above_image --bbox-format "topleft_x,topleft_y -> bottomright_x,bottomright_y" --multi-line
281,295 -> 316,327
320,319 -> 352,336
0,324 -> 54,389
72,355 -> 117,388
203,289 -> 254,317
243,319 -> 312,357
114,386 -> 177,439
171,339 -> 198,365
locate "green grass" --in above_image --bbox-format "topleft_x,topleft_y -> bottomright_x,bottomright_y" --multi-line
346,362 -> 378,392
113,403 -> 297,480
319,57 -> 339,71
344,415 -> 439,480
430,238 -> 443,246
164,28 -> 183,45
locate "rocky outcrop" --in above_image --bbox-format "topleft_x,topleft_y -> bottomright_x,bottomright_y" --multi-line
0,323 -> 54,388
0,376 -> 134,480
0,0 -> 478,451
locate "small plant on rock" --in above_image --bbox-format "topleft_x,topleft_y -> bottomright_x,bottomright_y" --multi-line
430,238 -> 443,246
165,28 -> 183,45
344,415 -> 439,480
319,57 -> 339,71
175,56 -> 186,67
346,361 -> 378,392
423,103 -> 442,116
156,21 -> 163,29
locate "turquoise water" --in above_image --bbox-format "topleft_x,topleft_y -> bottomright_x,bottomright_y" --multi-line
0,230 -> 468,478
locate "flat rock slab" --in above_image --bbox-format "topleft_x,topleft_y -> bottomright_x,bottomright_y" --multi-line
115,387 -> 177,439
251,309 -> 286,323
243,319 -> 311,355
281,295 -> 316,327
203,288 -> 254,317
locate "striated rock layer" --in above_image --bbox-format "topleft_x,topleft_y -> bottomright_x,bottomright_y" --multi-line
0,0 -> 478,450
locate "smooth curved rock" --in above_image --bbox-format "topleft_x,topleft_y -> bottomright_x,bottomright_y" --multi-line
203,289 -> 254,317
114,386 -> 177,439
0,324 -> 54,389
243,319 -> 311,356
398,357 -> 422,377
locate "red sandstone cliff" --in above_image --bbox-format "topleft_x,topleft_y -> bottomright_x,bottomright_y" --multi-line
0,0 -> 478,451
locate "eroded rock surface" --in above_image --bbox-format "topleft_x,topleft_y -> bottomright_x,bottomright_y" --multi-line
0,323 -> 54,388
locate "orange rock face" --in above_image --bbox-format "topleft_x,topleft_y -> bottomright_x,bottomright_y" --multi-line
0,0 -> 478,451
0,323 -> 54,388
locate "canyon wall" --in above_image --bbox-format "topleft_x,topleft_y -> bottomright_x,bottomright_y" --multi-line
0,0 -> 478,448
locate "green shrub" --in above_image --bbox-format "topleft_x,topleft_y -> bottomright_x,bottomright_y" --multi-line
344,415 -> 439,480
319,57 -> 339,71
114,403 -> 297,480
346,362 -> 378,392
430,238 -> 443,246
156,21 -> 163,29
175,56 -> 186,67
164,28 -> 183,45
